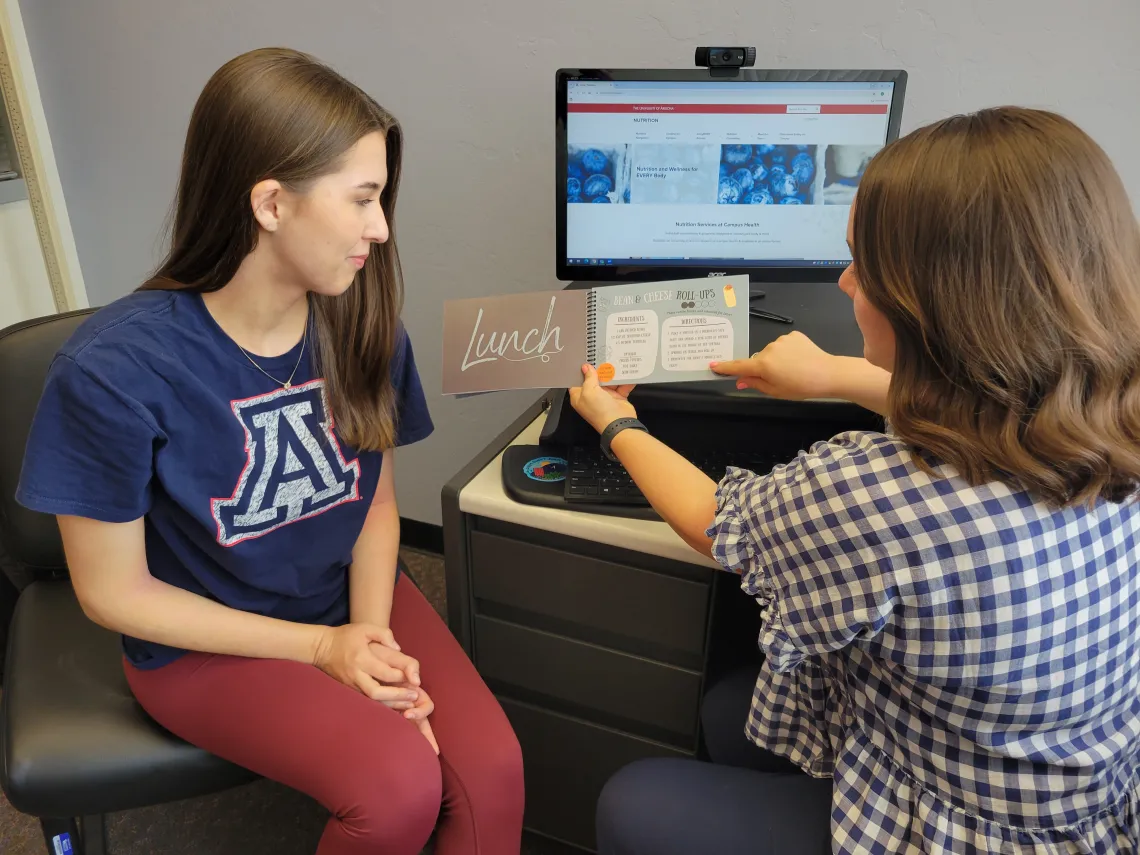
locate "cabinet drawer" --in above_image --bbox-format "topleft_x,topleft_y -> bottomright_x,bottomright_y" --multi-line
475,616 -> 701,744
501,697 -> 693,852
470,531 -> 710,660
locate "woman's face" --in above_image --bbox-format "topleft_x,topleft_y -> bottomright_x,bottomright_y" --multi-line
838,204 -> 896,371
273,131 -> 390,297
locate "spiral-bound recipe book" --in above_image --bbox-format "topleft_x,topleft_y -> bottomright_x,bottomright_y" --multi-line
442,275 -> 750,395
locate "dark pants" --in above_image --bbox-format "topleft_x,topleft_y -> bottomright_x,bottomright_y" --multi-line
126,574 -> 524,855
596,668 -> 833,855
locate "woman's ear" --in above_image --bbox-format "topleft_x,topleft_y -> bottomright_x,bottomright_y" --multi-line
250,179 -> 283,232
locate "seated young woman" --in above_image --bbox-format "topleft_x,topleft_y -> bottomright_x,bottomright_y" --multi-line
17,48 -> 523,855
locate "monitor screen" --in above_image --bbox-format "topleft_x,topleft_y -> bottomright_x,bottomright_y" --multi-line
557,70 -> 906,281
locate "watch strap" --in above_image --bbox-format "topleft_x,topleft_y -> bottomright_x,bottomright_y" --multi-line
600,417 -> 648,461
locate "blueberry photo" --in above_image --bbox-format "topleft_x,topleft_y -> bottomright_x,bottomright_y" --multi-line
567,144 -> 632,204
582,149 -> 608,174
719,144 -> 819,205
584,173 -> 613,197
772,173 -> 799,199
731,167 -> 754,193
791,152 -> 815,184
723,144 -> 752,166
718,179 -> 742,204
745,188 -> 775,205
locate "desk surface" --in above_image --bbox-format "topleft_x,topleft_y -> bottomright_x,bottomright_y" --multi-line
458,412 -> 721,570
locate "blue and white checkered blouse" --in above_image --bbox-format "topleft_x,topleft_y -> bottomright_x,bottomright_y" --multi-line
707,429 -> 1140,854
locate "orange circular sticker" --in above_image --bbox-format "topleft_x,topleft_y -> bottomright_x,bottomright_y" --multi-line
596,363 -> 616,383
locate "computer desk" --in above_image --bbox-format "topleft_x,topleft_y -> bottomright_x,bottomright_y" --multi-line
441,281 -> 876,852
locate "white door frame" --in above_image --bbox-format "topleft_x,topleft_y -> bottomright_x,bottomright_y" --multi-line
0,0 -> 88,312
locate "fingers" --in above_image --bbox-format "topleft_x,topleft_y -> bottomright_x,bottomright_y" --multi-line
400,687 -> 439,753
709,358 -> 752,376
367,633 -> 400,653
355,672 -> 420,706
358,656 -> 410,685
403,657 -> 421,687
417,719 -> 440,755
361,646 -> 421,685
382,651 -> 421,687
403,688 -> 435,721
363,625 -> 401,651
615,384 -> 635,398
370,646 -> 421,681
735,376 -> 778,396
581,363 -> 599,391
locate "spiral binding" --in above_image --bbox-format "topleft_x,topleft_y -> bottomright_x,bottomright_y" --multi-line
585,289 -> 598,365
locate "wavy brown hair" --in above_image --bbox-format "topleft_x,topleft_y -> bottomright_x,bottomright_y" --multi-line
141,47 -> 404,450
854,107 -> 1140,506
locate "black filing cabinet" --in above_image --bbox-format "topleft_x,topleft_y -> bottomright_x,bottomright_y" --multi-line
442,400 -> 728,852
443,395 -> 881,851
450,516 -> 715,851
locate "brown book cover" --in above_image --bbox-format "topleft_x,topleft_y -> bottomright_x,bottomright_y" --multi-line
442,275 -> 750,395
442,290 -> 589,394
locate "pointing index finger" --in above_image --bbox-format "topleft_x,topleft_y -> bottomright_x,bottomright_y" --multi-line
709,359 -> 752,376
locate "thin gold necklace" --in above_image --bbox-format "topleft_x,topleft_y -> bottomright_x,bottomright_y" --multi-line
237,325 -> 308,390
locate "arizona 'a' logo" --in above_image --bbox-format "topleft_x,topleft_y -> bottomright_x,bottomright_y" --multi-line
211,380 -> 360,547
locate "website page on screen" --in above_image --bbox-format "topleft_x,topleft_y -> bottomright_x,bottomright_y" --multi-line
565,80 -> 894,267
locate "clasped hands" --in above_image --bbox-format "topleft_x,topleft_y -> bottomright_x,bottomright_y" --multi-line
314,623 -> 439,754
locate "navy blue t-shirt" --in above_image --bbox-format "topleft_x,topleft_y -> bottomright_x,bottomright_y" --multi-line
16,290 -> 434,669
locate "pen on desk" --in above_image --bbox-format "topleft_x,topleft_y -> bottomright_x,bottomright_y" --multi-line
749,308 -> 795,324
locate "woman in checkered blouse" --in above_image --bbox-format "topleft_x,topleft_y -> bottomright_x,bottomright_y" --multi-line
570,107 -> 1140,854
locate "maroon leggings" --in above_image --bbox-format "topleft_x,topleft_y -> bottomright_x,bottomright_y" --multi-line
125,574 -> 524,855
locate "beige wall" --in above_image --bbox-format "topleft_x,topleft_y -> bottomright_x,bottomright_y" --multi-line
17,0 -> 1140,523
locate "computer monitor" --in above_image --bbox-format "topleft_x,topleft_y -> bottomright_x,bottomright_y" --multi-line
556,68 -> 907,283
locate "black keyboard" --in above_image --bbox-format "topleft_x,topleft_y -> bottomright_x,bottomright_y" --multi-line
565,444 -> 779,506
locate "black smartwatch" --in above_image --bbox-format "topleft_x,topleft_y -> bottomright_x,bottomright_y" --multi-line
600,417 -> 648,462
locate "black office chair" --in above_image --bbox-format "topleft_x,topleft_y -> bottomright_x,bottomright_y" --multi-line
0,310 -> 255,854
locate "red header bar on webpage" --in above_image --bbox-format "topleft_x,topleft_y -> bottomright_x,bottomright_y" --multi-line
567,103 -> 888,115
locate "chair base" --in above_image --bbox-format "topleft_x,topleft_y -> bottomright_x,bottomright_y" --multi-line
41,815 -> 106,855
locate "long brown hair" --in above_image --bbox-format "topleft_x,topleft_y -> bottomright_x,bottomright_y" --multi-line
854,107 -> 1140,506
142,47 -> 404,450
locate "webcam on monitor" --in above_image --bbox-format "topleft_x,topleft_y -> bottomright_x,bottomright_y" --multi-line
694,47 -> 757,68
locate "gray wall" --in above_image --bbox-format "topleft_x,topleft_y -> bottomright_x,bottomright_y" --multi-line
18,0 -> 1140,524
